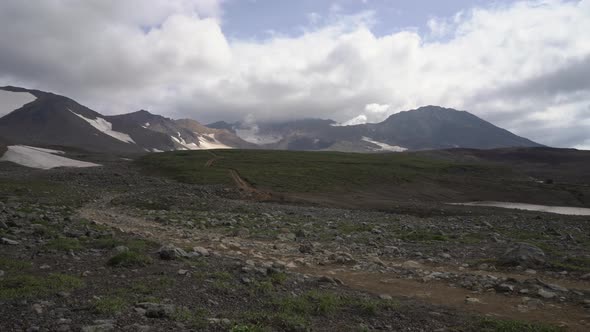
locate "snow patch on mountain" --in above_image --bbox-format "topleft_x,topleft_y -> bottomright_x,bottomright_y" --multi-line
0,90 -> 37,117
69,110 -> 135,144
198,134 -> 232,149
171,133 -> 231,150
362,137 -> 407,152
0,145 -> 101,169
171,134 -> 198,150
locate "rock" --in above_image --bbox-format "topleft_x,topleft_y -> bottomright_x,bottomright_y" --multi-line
521,297 -> 543,308
31,224 -> 47,235
383,246 -> 401,255
113,246 -> 129,254
137,303 -> 176,318
192,246 -> 210,257
272,261 -> 286,269
299,243 -> 314,254
465,297 -> 482,304
524,269 -> 537,275
369,256 -> 386,267
542,282 -> 568,293
402,260 -> 423,269
233,228 -> 250,237
1,237 -> 20,245
495,283 -> 515,293
439,253 -> 452,259
158,245 -> 188,260
477,263 -> 490,270
379,294 -> 392,300
81,323 -> 115,332
318,276 -> 343,285
580,273 -> 590,280
500,243 -> 545,267
123,324 -> 151,332
295,229 -> 310,238
277,233 -> 296,241
177,269 -> 189,275
0,270 -> 4,277
537,288 -> 557,299
57,291 -> 70,298
32,303 -> 43,314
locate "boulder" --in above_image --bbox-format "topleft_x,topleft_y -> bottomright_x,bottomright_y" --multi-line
157,245 -> 188,260
136,303 -> 176,318
500,243 -> 545,267
1,237 -> 20,245
537,288 -> 557,299
192,246 -> 210,257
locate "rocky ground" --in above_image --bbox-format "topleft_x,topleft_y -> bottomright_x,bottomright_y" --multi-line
1,159 -> 589,331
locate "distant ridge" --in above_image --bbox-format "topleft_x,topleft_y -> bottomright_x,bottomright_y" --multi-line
0,86 -> 542,153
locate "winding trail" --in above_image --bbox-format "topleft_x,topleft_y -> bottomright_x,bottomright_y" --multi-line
204,151 -> 222,167
76,194 -> 590,331
205,152 -> 273,200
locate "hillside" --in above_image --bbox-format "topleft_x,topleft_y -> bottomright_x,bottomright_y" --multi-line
366,106 -> 542,150
137,148 -> 590,209
0,87 -> 253,153
227,107 -> 542,152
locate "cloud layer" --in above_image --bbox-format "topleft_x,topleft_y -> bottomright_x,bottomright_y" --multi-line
0,0 -> 589,148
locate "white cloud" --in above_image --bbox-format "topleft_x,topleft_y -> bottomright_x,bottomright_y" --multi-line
0,0 -> 589,147
339,103 -> 392,125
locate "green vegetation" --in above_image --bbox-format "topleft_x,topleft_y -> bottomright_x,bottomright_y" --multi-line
400,230 -> 449,242
475,318 -> 564,332
458,232 -> 487,244
0,257 -> 33,271
45,238 -> 82,251
93,296 -> 129,315
0,273 -> 84,299
268,271 -> 288,285
107,251 -> 153,267
0,179 -> 86,205
90,237 -> 155,251
550,256 -> 590,272
236,291 -> 397,331
137,150 -> 497,193
171,307 -> 208,329
230,324 -> 268,332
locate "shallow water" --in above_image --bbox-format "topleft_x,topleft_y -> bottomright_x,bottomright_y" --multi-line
450,201 -> 590,216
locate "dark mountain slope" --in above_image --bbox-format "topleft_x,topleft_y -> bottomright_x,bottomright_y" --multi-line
366,106 -> 542,150
0,86 -> 149,153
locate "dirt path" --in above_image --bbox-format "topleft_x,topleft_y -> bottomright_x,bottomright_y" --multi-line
205,151 -> 273,200
204,151 -> 222,167
77,197 -> 590,331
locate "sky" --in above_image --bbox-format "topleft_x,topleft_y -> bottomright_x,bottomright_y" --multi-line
0,0 -> 589,148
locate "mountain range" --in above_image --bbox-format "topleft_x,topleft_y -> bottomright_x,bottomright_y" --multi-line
0,86 -> 542,154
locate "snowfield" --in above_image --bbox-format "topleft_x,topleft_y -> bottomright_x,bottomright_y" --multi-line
0,145 -> 101,169
171,133 -> 231,150
362,137 -> 407,152
0,90 -> 37,117
198,134 -> 232,149
69,110 -> 135,144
